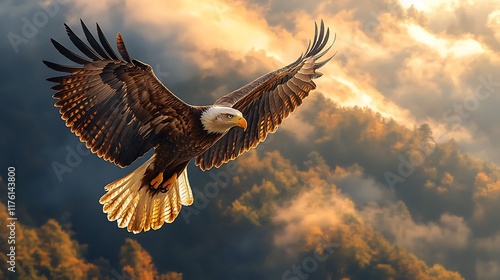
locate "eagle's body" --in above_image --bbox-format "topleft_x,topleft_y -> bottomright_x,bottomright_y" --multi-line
140,106 -> 216,193
44,20 -> 335,233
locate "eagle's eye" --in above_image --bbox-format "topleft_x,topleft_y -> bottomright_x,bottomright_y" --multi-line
226,114 -> 233,119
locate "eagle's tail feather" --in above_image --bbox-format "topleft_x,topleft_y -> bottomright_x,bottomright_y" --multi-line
99,154 -> 194,233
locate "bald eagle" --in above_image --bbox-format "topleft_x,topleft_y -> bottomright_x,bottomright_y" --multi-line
44,20 -> 335,233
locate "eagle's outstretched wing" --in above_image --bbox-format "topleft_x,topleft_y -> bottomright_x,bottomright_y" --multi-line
44,20 -> 192,167
196,20 -> 335,170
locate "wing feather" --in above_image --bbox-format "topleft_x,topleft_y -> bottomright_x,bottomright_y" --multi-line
96,23 -> 120,60
244,102 -> 258,150
45,21 -> 192,167
43,61 -> 82,73
116,33 -> 132,63
196,21 -> 335,170
80,19 -> 111,60
64,23 -> 103,60
268,89 -> 282,130
261,93 -> 272,134
50,38 -> 92,64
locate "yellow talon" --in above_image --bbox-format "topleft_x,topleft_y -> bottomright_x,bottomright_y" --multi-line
161,173 -> 177,191
150,173 -> 163,189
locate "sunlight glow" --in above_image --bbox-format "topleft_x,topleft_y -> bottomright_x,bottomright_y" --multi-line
398,0 -> 434,12
332,75 -> 373,108
488,10 -> 500,40
407,24 -> 484,57
398,0 -> 474,12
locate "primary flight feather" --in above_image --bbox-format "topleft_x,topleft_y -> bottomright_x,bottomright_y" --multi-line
44,20 -> 335,233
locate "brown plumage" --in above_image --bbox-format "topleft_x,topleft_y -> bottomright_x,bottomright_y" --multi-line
44,20 -> 335,233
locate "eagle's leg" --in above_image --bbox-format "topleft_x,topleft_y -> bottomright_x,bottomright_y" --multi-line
160,173 -> 177,192
150,172 -> 163,189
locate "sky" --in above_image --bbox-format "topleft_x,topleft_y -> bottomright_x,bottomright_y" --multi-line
1,0 -> 500,279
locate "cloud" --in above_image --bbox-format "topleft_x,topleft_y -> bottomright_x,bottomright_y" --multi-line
360,202 -> 471,263
227,96 -> 500,279
272,187 -> 356,248
19,0 -> 500,165
2,0 -> 500,279
0,202 -> 181,279
235,149 -> 465,279
475,260 -> 500,280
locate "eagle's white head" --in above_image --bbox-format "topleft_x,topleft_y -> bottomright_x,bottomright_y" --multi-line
201,106 -> 247,134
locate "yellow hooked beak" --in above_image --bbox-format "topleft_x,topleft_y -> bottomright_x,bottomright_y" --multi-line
235,116 -> 247,131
